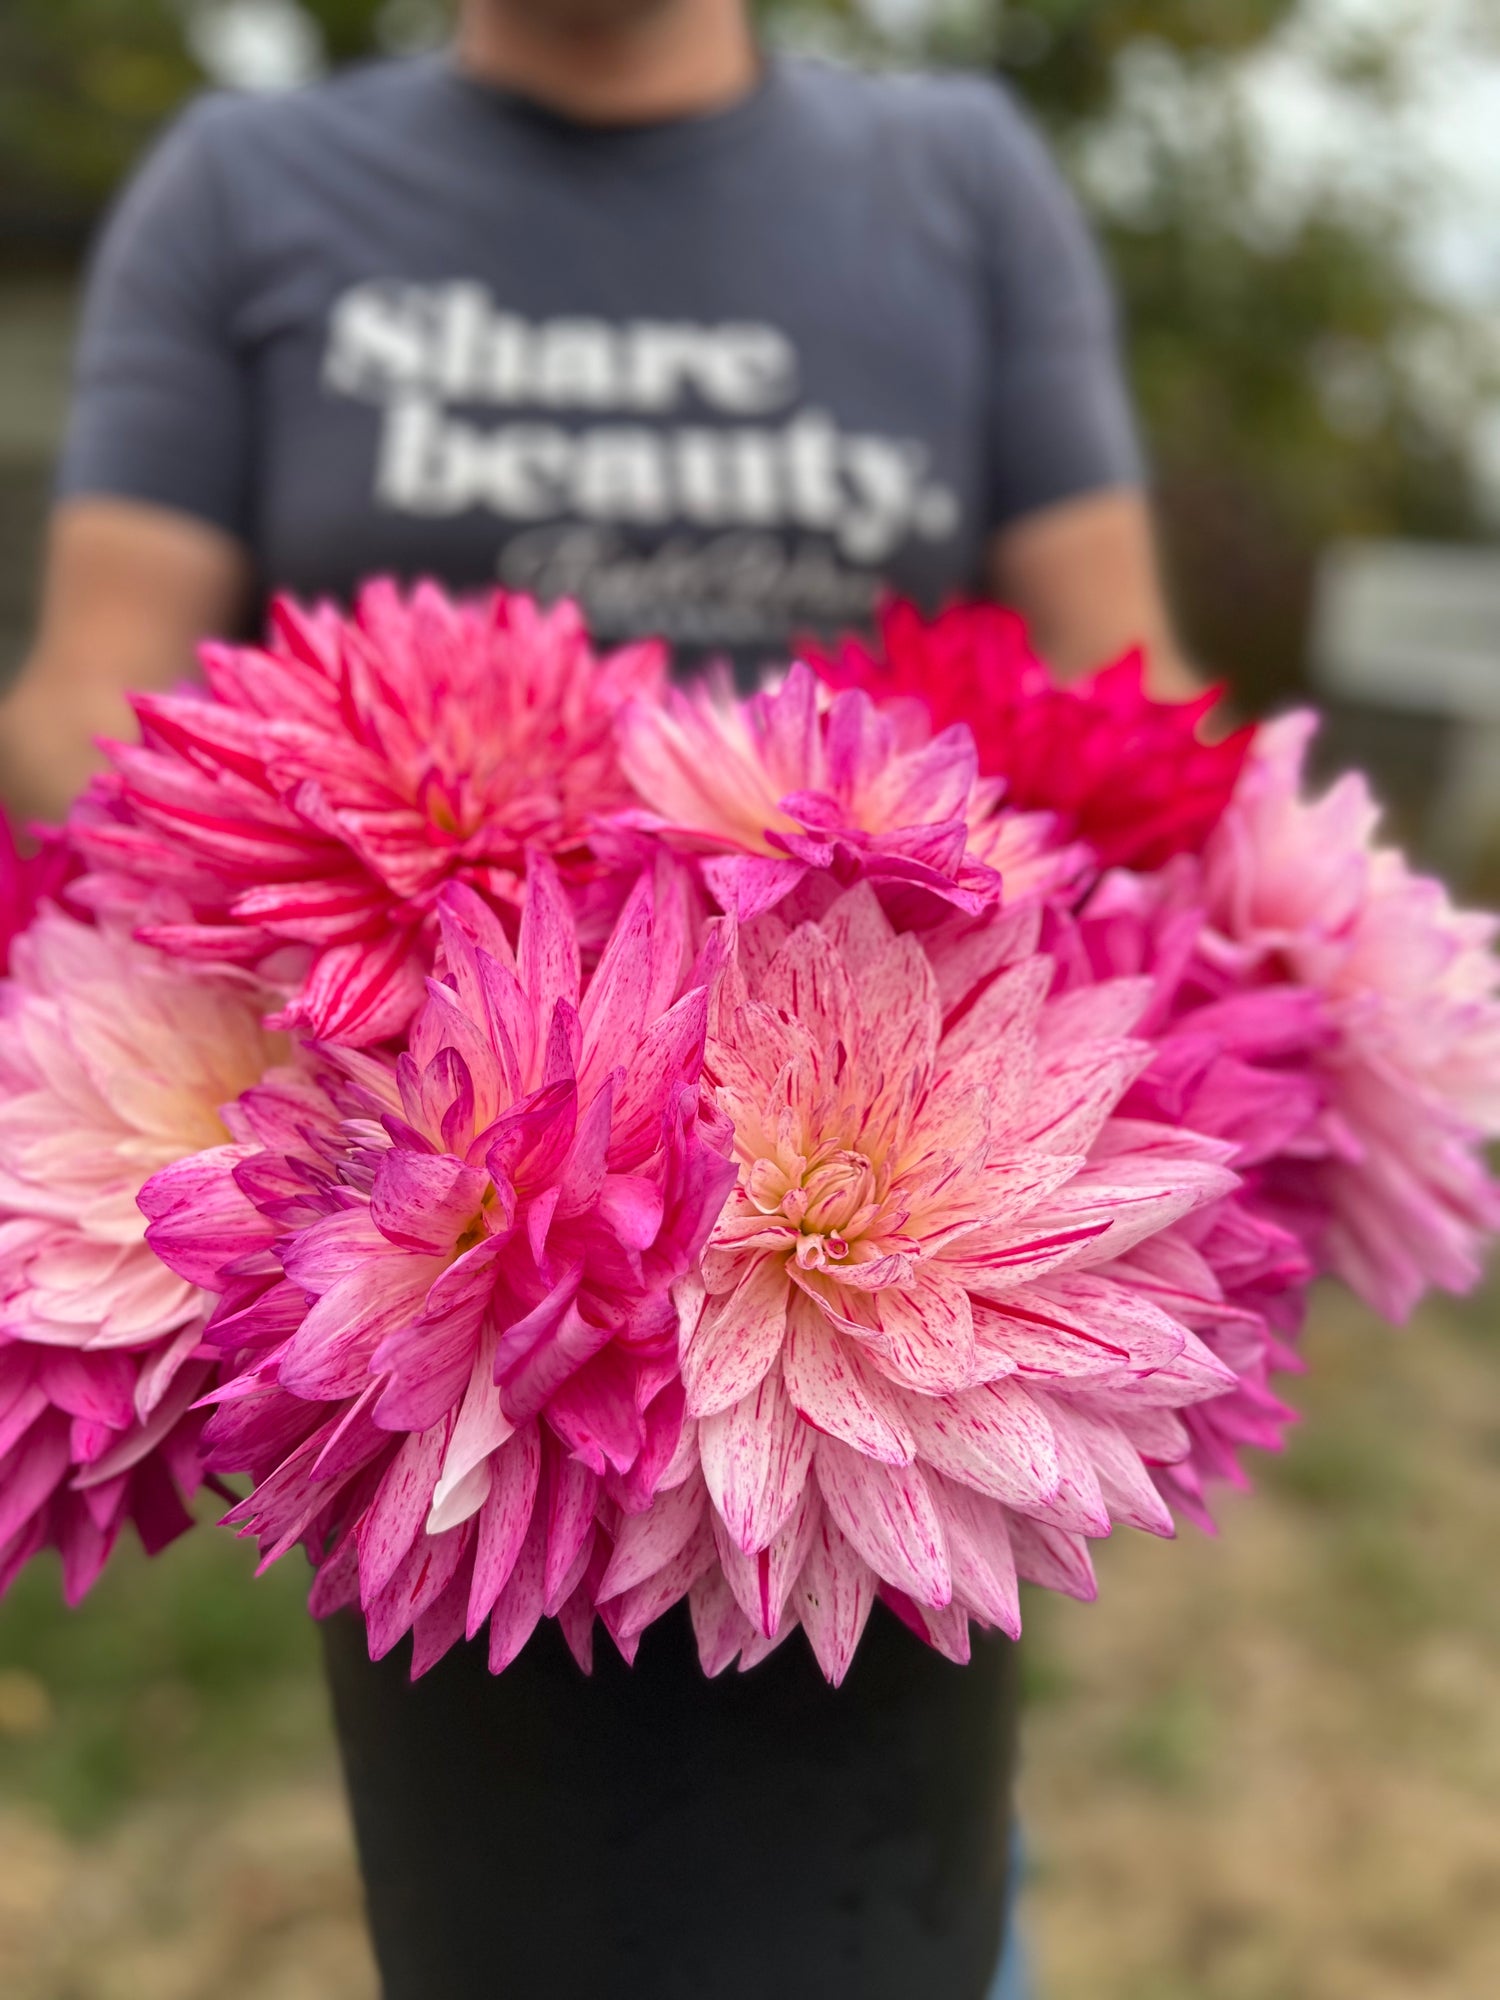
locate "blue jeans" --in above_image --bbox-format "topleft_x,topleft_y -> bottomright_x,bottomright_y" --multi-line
985,1829 -> 1029,2000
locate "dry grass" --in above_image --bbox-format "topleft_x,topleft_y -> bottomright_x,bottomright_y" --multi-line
0,1284 -> 1495,1998
1021,1285 -> 1500,2000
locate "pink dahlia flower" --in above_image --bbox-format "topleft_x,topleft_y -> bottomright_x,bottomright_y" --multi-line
593,884 -> 1239,1682
807,599 -> 1251,871
143,858 -> 737,1675
1054,862 -> 1333,1528
1201,713 -> 1500,1320
614,660 -> 1083,926
72,582 -> 665,1045
0,908 -> 285,1601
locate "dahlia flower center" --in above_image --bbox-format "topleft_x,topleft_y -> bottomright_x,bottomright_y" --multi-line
747,1141 -> 894,1272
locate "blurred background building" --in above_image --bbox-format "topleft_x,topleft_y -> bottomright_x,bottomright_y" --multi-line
1,8 -> 1498,1999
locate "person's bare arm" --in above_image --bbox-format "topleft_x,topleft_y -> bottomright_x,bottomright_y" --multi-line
989,488 -> 1199,699
0,498 -> 253,825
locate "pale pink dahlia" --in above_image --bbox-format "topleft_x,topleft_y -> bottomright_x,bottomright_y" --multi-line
143,859 -> 737,1674
0,908 -> 285,1601
1203,714 -> 1500,1320
1053,862 -> 1333,1528
72,583 -> 665,1044
614,660 -> 1082,926
593,884 -> 1239,1682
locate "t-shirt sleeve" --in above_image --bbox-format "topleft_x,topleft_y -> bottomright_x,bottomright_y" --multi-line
957,81 -> 1145,528
55,98 -> 254,543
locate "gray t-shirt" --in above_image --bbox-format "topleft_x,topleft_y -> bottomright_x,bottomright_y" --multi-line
58,51 -> 1142,670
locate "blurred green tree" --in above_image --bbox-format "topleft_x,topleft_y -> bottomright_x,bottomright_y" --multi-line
0,1 -> 207,235
762,0 -> 1490,703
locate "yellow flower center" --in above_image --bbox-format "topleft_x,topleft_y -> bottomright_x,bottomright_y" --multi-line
747,1142 -> 894,1272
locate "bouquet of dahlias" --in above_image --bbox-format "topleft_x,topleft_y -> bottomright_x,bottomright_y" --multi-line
1,584 -> 1496,1685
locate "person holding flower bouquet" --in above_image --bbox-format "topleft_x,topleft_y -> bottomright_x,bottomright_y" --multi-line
0,4 -> 1242,1998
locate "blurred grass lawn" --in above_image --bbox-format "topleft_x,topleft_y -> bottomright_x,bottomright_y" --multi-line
0,1283 -> 1495,1999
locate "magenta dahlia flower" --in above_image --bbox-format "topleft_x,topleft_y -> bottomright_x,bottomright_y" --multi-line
72,583 -> 665,1045
0,817 -> 75,973
0,908 -> 285,1601
807,599 -> 1251,871
1201,713 -> 1500,1321
593,884 -> 1239,1682
614,660 -> 1083,925
143,858 -> 737,1674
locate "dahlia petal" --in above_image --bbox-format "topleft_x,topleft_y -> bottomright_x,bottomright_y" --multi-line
900,1379 -> 1061,1512
132,1322 -> 205,1422
543,1452 -> 600,1613
972,1273 -> 1189,1387
545,1346 -> 648,1478
599,1470 -> 707,1598
277,931 -> 427,1044
781,1305 -> 915,1465
428,1329 -> 513,1535
681,1257 -> 789,1417
307,1527 -> 364,1622
365,1522 -> 467,1662
72,1362 -> 208,1488
557,1564 -> 601,1675
608,1511 -> 717,1644
38,1348 -> 135,1431
372,1249 -> 499,1433
577,872 -> 655,1094
611,1377 -> 689,1514
555,1082 -> 615,1219
1023,1396 -> 1110,1536
280,1258 -> 440,1401
487,1502 -> 549,1672
711,1478 -> 820,1638
0,1416 -> 69,1549
467,1422 -> 542,1637
0,1380 -> 48,1461
1056,1402 -> 1177,1536
864,1268 -> 976,1394
880,1586 -> 972,1665
596,1174 -> 665,1252
358,1422 -> 447,1606
1006,1515 -> 1097,1601
702,854 -> 809,920
813,1438 -> 950,1609
608,988 -> 712,1164
497,1298 -> 612,1427
793,1512 -> 876,1687
689,1564 -> 759,1676
926,1473 -> 1021,1639
369,1150 -> 487,1255
517,852 -> 582,1027
141,1144 -> 266,1290
698,1362 -> 815,1554
410,1553 -> 475,1679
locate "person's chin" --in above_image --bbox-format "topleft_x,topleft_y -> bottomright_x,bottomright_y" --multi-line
490,0 -> 682,38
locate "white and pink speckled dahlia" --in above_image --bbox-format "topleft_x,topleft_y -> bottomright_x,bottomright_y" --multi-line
593,884 -> 1239,1681
0,907 -> 285,1600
